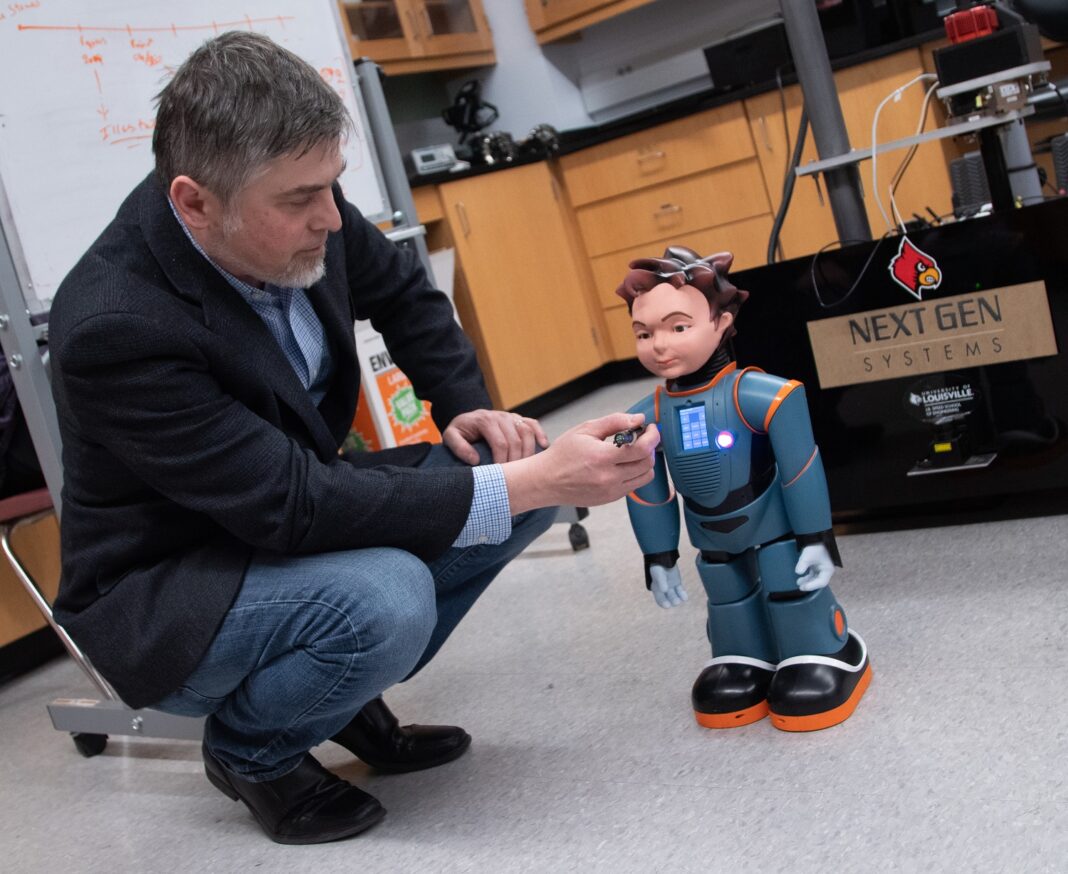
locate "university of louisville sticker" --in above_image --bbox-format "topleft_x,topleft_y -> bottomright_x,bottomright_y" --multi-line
889,237 -> 942,300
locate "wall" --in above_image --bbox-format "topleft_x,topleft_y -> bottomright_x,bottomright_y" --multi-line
462,1 -> 595,135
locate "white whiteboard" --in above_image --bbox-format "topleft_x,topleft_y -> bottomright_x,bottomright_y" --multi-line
0,0 -> 389,312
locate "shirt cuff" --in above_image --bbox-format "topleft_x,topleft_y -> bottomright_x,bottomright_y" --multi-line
452,463 -> 512,548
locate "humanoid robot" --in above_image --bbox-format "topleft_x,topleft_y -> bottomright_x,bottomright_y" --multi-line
617,247 -> 871,732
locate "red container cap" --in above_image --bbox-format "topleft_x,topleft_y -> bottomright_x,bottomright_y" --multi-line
945,6 -> 1000,44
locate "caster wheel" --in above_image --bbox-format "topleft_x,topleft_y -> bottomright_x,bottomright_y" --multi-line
568,522 -> 589,551
72,732 -> 108,757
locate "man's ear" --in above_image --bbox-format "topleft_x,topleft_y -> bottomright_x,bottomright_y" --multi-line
715,310 -> 734,331
169,175 -> 219,230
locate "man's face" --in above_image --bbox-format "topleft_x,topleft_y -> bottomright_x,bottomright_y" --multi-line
631,281 -> 733,380
207,141 -> 345,288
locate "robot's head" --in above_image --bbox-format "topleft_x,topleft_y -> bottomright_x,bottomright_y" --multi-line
615,246 -> 749,344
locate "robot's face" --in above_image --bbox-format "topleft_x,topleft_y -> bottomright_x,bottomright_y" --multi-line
631,282 -> 734,380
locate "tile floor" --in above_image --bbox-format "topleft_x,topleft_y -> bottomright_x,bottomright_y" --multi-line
2,377 -> 1066,873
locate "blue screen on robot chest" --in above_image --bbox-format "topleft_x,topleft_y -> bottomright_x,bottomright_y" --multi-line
676,404 -> 710,452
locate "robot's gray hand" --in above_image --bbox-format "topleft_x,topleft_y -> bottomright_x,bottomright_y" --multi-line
649,564 -> 688,608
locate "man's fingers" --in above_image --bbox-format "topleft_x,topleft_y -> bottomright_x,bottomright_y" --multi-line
442,429 -> 480,465
517,421 -> 537,459
529,418 -> 550,449
577,412 -> 646,440
484,418 -> 514,463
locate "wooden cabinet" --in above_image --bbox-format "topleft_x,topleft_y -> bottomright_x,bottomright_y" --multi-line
438,162 -> 606,409
0,514 -> 60,650
524,0 -> 656,44
744,49 -> 956,260
338,0 -> 494,75
560,103 -> 775,360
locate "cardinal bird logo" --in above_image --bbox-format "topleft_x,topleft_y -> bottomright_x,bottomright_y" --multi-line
889,237 -> 942,300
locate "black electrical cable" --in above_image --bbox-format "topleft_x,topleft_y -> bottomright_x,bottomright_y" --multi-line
775,68 -> 791,183
767,104 -> 809,265
809,230 -> 895,310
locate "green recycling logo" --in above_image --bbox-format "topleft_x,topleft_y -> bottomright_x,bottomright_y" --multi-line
389,386 -> 425,428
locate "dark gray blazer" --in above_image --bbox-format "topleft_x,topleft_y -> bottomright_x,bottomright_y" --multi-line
48,175 -> 491,708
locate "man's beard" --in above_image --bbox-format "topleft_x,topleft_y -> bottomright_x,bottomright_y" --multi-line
270,252 -> 326,289
219,211 -> 327,289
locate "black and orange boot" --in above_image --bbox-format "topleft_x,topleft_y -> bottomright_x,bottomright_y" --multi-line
692,656 -> 776,728
767,631 -> 872,732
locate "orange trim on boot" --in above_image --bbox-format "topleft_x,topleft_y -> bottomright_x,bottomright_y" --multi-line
769,663 -> 872,732
694,700 -> 769,729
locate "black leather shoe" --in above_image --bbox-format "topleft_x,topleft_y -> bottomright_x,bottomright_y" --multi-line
202,743 -> 386,844
330,697 -> 471,773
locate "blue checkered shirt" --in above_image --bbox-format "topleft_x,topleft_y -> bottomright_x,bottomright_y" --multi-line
168,201 -> 511,547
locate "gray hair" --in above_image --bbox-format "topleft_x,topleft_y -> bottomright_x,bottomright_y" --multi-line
153,31 -> 351,204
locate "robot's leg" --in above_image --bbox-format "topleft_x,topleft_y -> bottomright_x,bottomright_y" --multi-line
757,539 -> 872,732
691,551 -> 777,729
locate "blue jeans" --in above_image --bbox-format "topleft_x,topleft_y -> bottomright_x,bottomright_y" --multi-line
154,444 -> 556,781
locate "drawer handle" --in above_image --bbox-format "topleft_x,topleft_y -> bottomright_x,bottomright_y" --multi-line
456,201 -> 471,237
636,149 -> 666,169
654,203 -> 683,219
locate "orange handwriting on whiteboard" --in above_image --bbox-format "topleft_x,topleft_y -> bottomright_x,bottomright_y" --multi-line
82,54 -> 104,65
132,52 -> 162,67
7,1 -> 42,19
99,117 -> 156,144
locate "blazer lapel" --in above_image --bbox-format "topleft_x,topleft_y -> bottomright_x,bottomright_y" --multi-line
138,176 -> 342,459
305,251 -> 359,445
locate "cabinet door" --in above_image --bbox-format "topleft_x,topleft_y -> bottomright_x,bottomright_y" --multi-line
412,0 -> 493,56
0,515 -> 59,649
526,0 -> 615,30
338,0 -> 417,63
441,163 -> 603,409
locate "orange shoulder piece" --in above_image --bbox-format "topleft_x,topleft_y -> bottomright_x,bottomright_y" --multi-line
763,380 -> 803,432
732,366 -> 766,433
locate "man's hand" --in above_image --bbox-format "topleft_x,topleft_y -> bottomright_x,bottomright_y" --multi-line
795,544 -> 835,592
443,409 -> 550,464
649,564 -> 688,609
502,413 -> 659,513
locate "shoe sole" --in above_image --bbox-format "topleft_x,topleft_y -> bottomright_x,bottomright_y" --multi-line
769,662 -> 873,732
694,700 -> 769,729
355,732 -> 473,773
204,760 -> 386,845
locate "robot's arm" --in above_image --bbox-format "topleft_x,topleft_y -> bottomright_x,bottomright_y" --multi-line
627,452 -> 688,605
738,373 -> 841,567
626,447 -> 681,568
622,396 -> 685,606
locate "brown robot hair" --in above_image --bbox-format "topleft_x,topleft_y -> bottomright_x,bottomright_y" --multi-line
615,246 -> 749,344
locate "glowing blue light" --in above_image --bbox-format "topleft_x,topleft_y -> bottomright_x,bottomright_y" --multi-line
715,430 -> 735,450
